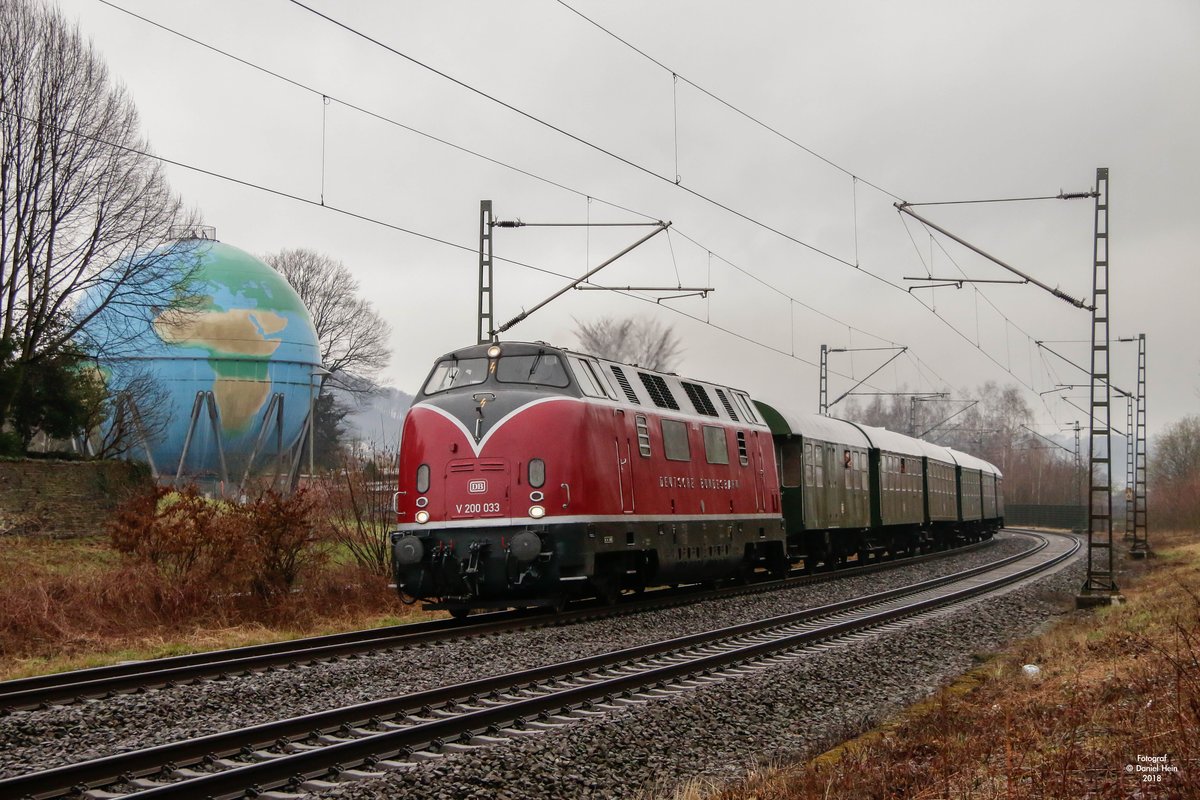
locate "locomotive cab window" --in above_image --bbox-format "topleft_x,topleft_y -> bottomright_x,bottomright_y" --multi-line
416,464 -> 430,493
495,353 -> 570,387
702,425 -> 729,465
661,419 -> 691,461
423,358 -> 488,394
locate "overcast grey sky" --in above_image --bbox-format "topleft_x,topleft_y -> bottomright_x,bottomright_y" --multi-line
57,0 -> 1200,438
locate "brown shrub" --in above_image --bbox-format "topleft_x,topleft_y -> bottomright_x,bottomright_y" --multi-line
108,485 -> 247,593
232,488 -> 328,600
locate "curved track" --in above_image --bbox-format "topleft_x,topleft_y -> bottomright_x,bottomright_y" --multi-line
0,537 -> 994,712
0,530 -> 1076,800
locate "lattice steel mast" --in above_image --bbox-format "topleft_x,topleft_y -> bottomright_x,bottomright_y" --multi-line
1132,333 -> 1148,557
1078,168 -> 1120,605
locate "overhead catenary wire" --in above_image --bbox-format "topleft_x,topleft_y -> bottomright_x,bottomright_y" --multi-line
97,0 -> 1058,414
95,0 -> 907,356
552,0 -> 904,202
5,107 -> 890,388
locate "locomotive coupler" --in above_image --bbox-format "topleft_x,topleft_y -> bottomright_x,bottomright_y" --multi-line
462,539 -> 490,596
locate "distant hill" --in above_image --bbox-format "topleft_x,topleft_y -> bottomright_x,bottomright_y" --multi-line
338,385 -> 414,451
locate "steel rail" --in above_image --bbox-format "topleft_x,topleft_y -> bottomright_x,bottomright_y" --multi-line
0,538 -> 993,711
1,531 -> 1070,800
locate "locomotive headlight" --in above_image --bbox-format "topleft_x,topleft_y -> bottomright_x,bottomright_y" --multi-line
487,344 -> 502,358
528,504 -> 546,519
415,510 -> 430,524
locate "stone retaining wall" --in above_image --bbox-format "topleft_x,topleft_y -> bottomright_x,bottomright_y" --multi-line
0,460 -> 151,537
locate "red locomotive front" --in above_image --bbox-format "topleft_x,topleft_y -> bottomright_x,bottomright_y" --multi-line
391,341 -> 787,616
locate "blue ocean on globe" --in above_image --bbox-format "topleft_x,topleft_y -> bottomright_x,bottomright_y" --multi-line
83,238 -> 321,482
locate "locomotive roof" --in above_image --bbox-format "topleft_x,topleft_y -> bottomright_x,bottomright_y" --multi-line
947,448 -> 1003,478
432,340 -> 766,427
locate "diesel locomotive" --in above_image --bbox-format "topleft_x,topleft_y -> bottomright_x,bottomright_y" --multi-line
390,340 -> 1003,617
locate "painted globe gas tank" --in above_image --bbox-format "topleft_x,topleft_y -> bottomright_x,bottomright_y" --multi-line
87,237 -> 321,480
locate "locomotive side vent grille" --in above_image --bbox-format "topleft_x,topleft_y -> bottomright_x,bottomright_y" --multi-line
681,381 -> 718,417
449,463 -> 475,473
479,461 -> 506,471
609,365 -> 641,404
637,372 -> 679,410
714,387 -> 739,421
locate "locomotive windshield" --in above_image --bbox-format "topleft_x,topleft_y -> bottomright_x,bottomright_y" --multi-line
423,358 -> 489,394
422,352 -> 571,395
495,353 -> 570,387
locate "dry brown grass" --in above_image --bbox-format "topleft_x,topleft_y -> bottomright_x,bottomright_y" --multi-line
0,485 -> 439,682
673,530 -> 1200,800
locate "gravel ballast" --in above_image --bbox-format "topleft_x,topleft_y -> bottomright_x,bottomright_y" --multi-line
0,533 -> 1058,782
321,541 -> 1086,800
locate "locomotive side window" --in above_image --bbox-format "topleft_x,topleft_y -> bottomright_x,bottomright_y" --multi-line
423,358 -> 488,394
736,431 -> 749,466
528,458 -> 546,488
636,415 -> 651,457
661,419 -> 691,461
495,353 -> 570,387
416,464 -> 430,493
587,360 -> 619,399
703,425 -> 729,465
781,440 -> 802,487
568,357 -> 605,398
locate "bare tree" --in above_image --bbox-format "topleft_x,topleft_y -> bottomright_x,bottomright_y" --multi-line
262,248 -> 391,392
573,314 -> 683,371
0,0 -> 197,441
1154,415 -> 1200,485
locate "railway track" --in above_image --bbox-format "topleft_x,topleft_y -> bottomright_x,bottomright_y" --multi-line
1,530 -> 1077,800
0,537 -> 994,712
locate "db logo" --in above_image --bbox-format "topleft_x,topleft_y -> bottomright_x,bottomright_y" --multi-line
468,480 -> 488,494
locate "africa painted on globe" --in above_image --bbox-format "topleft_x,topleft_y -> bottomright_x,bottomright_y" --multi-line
91,239 -> 321,476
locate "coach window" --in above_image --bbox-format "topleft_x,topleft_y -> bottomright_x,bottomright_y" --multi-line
859,452 -> 869,490
636,415 -> 651,457
803,442 -> 814,486
662,419 -> 691,461
814,444 -> 824,488
781,440 -> 802,487
843,450 -> 853,488
703,425 -> 730,465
